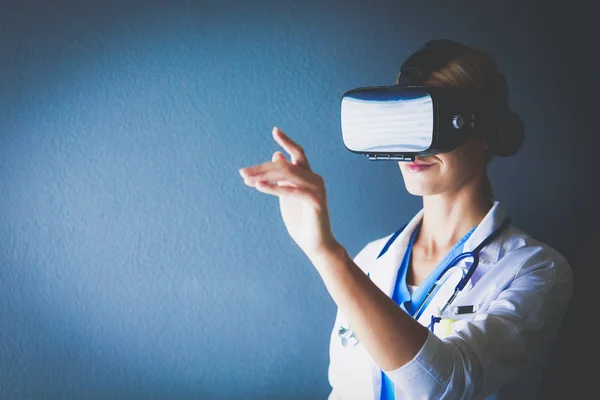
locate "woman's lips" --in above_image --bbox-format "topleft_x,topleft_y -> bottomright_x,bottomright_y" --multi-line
405,160 -> 435,172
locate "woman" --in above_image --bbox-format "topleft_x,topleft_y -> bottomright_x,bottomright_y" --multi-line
238,39 -> 573,399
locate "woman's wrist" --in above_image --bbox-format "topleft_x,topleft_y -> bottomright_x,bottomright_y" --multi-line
307,240 -> 349,274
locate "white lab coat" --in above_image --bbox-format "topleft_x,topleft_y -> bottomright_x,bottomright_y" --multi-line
327,201 -> 573,400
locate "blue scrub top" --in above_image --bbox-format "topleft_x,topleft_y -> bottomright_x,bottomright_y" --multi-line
380,223 -> 476,400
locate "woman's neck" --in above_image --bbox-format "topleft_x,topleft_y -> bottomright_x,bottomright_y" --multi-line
419,189 -> 491,252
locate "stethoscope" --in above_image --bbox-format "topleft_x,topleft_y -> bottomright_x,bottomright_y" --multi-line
338,217 -> 510,347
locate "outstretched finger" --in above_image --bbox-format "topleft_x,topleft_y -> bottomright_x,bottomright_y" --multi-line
246,162 -> 321,191
272,127 -> 311,169
254,181 -> 321,209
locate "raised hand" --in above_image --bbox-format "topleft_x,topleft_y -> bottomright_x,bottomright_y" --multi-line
239,127 -> 339,259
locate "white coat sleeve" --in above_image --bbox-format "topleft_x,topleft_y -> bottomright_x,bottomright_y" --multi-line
382,247 -> 574,399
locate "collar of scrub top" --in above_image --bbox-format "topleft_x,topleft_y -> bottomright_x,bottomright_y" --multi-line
367,201 -> 509,303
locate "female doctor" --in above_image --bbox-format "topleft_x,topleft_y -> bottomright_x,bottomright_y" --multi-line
238,39 -> 573,399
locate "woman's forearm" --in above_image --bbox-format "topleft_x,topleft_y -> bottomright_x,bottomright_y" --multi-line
309,243 -> 429,371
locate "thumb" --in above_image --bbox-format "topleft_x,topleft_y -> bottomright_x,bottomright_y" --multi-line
272,151 -> 286,162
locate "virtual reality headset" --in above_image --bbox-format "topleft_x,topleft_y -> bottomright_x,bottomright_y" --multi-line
340,39 -> 525,161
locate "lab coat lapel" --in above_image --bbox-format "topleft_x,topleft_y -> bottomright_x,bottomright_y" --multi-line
367,210 -> 424,299
460,201 -> 508,284
462,201 -> 507,261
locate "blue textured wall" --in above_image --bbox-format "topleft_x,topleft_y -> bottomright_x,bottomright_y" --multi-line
1,1 -> 595,399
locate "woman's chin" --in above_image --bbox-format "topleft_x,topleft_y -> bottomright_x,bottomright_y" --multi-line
403,182 -> 439,197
